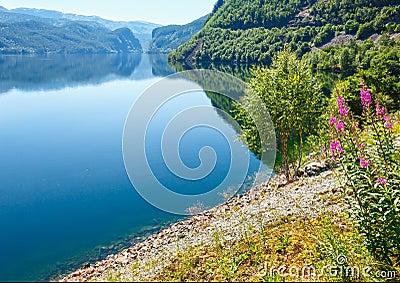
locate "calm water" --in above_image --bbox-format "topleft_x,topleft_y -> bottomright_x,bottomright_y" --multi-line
0,54 -> 262,281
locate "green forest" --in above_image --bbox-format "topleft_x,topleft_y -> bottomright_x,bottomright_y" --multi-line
170,0 -> 400,64
150,15 -> 208,54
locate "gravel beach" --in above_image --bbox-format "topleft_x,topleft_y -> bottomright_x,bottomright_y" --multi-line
60,163 -> 343,282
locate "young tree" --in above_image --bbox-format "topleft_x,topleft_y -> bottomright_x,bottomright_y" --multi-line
236,50 -> 324,182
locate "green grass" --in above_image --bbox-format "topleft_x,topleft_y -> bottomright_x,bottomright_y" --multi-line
144,212 -> 397,282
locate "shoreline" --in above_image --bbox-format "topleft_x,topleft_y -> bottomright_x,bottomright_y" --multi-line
60,162 -> 341,282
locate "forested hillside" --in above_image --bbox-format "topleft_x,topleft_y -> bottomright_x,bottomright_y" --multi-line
150,15 -> 208,53
170,0 -> 400,64
0,9 -> 142,54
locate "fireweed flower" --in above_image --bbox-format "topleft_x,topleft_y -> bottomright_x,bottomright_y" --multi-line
376,105 -> 386,120
356,142 -> 365,149
360,89 -> 372,108
360,157 -> 371,168
384,115 -> 393,130
335,121 -> 345,131
385,122 -> 393,130
329,117 -> 337,126
336,96 -> 349,117
330,140 -> 343,157
376,178 -> 388,185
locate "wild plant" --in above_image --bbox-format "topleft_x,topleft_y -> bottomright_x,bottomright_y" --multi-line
329,86 -> 400,266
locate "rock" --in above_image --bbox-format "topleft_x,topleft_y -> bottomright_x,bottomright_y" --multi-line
116,256 -> 125,264
85,267 -> 94,275
297,168 -> 305,177
303,161 -> 329,176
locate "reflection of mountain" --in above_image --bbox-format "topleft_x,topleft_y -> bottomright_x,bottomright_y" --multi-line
0,54 -> 142,93
149,54 -> 175,77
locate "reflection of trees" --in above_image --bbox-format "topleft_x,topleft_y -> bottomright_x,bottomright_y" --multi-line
0,53 -> 142,93
170,60 -> 253,82
149,54 -> 175,77
168,62 -> 252,132
167,66 -> 276,170
169,62 -> 256,144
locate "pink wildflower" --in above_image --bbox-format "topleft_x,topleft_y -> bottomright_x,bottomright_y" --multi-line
360,89 -> 372,108
385,122 -> 393,130
384,115 -> 393,130
329,117 -> 337,126
337,96 -> 349,117
376,178 -> 388,185
360,157 -> 370,168
335,121 -> 345,131
356,143 -> 365,149
330,141 -> 343,157
376,105 -> 386,121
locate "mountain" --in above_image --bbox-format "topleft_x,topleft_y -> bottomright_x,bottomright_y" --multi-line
150,15 -> 209,54
11,7 -> 64,19
0,10 -> 142,54
8,7 -> 161,51
170,0 -> 400,64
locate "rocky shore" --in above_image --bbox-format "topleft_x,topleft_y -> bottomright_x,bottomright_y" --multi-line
60,161 -> 343,282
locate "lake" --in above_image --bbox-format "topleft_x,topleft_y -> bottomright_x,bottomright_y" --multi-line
0,54 -> 265,281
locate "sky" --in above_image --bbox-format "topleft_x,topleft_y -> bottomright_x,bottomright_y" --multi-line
0,0 -> 216,25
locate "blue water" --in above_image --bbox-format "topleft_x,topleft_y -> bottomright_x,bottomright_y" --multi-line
0,54 -> 261,281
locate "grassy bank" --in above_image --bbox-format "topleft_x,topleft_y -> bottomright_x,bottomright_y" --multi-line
60,168 -> 398,282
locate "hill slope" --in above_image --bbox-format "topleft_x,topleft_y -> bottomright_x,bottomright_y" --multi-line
6,7 -> 160,51
0,9 -> 142,54
170,0 -> 400,64
150,15 -> 209,54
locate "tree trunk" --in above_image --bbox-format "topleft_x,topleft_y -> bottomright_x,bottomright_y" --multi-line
294,131 -> 303,178
282,132 -> 290,183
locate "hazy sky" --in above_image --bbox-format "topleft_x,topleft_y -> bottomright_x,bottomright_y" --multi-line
0,0 -> 216,25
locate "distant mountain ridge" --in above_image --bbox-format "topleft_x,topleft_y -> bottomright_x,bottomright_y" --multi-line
150,15 -> 209,54
170,0 -> 400,64
0,7 -> 143,54
1,6 -> 161,52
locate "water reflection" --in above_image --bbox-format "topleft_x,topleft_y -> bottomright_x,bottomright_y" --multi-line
149,54 -> 175,77
170,60 -> 254,82
0,54 -> 178,94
